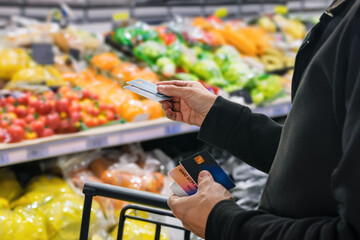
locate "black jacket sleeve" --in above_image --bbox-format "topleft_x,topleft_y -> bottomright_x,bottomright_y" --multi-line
198,96 -> 282,173
205,6 -> 360,240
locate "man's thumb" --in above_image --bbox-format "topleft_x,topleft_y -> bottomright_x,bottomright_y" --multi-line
198,170 -> 213,183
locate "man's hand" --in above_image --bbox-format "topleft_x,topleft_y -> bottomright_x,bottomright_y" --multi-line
168,170 -> 234,238
157,81 -> 217,127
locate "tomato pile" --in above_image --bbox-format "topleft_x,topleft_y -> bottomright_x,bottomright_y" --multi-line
0,86 -> 120,143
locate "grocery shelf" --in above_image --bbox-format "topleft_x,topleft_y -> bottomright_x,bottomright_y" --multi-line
0,118 -> 199,167
0,98 -> 291,167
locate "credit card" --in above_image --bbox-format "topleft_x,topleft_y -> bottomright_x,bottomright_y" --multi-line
169,182 -> 188,197
126,79 -> 172,101
168,165 -> 198,196
180,150 -> 235,190
124,85 -> 171,102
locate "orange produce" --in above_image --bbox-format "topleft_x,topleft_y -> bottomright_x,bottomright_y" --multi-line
119,99 -> 147,122
142,100 -> 164,120
89,157 -> 115,178
218,25 -> 257,56
91,52 -> 121,71
111,62 -> 140,84
237,27 -> 271,55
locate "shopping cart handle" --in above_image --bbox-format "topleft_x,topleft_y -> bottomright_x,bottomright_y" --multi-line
83,182 -> 170,210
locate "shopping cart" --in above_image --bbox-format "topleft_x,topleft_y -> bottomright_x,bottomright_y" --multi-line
80,182 -> 191,240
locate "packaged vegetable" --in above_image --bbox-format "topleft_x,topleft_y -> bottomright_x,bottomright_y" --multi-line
7,65 -> 65,88
0,207 -> 48,240
0,168 -> 23,202
156,56 -> 176,78
0,48 -> 32,80
110,209 -> 169,240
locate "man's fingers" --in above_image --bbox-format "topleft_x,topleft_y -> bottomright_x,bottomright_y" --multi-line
173,102 -> 181,112
168,194 -> 181,209
160,101 -> 172,110
157,85 -> 191,98
156,81 -> 189,87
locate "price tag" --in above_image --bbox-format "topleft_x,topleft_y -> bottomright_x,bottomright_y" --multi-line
27,146 -> 49,159
69,48 -> 81,61
112,11 -> 129,21
32,43 -> 55,65
0,153 -> 9,165
87,136 -> 108,149
165,124 -> 181,135
214,8 -> 228,18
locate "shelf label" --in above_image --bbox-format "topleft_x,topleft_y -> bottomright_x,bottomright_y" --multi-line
27,146 -> 49,159
32,43 -> 55,65
87,136 -> 108,149
0,153 -> 9,165
165,124 -> 181,135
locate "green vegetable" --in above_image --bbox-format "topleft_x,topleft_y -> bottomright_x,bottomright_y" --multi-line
250,74 -> 283,105
156,57 -> 176,77
133,40 -> 165,62
251,88 -> 265,105
178,50 -> 197,73
222,61 -> 252,86
214,45 -> 242,67
192,59 -> 228,87
165,41 -> 183,64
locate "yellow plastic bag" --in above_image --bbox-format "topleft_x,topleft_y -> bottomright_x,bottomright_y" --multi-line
0,48 -> 32,80
110,210 -> 169,240
6,65 -> 65,88
11,175 -> 73,208
0,168 -> 23,202
0,198 -> 9,209
39,193 -> 100,240
0,207 -> 48,240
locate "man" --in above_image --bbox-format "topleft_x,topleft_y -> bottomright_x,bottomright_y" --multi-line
156,0 -> 360,239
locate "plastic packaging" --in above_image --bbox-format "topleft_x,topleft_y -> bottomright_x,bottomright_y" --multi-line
0,168 -> 23,202
109,209 -> 169,240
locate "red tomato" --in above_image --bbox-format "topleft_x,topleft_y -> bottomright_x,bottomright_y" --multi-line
6,96 -> 16,105
28,98 -> 40,111
0,128 -> 6,142
45,112 -> 61,130
105,110 -> 115,121
90,93 -> 99,100
69,101 -> 81,112
0,98 -> 7,107
81,89 -> 91,99
7,125 -> 25,143
55,98 -> 70,113
5,104 -> 15,113
99,103 -> 108,112
12,118 -> 26,129
70,111 -> 81,124
17,94 -> 30,105
37,101 -> 52,115
0,119 -> 10,128
25,114 -> 35,124
59,119 -> 70,132
91,107 -> 100,117
30,120 -> 45,135
14,105 -> 27,118
41,128 -> 54,138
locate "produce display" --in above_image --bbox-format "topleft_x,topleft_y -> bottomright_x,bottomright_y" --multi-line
0,86 -> 120,143
109,13 -> 305,104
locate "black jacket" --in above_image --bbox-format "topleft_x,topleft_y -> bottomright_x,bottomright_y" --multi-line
198,0 -> 360,239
